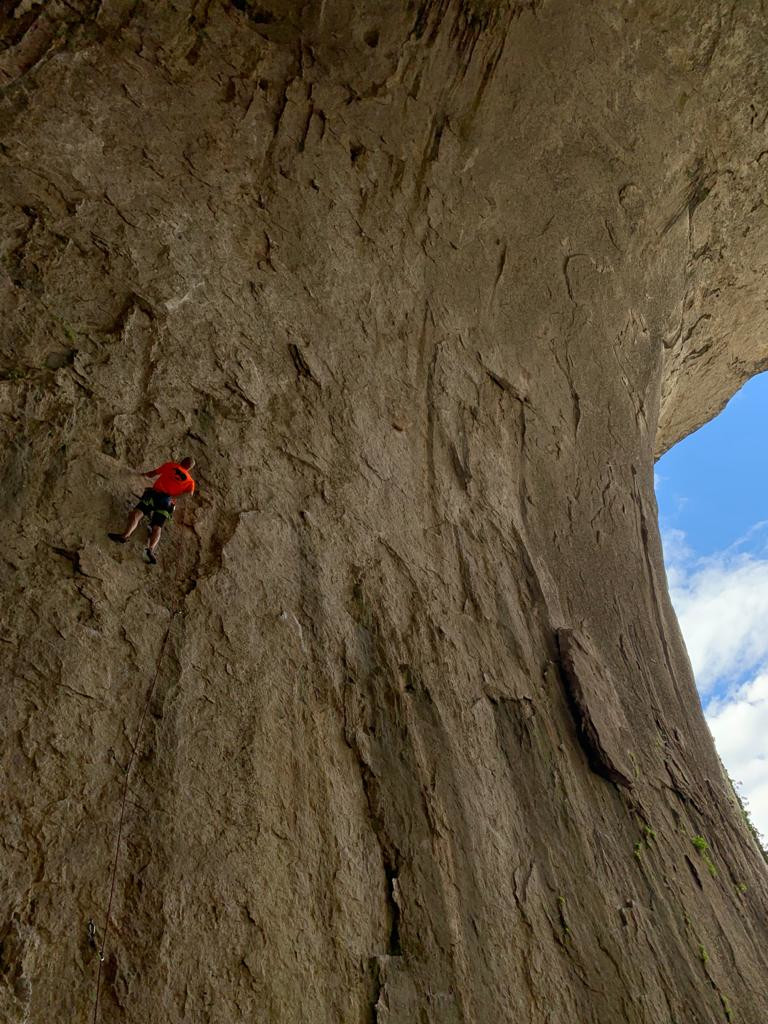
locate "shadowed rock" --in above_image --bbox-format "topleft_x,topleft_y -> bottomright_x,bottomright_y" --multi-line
1,1 -> 768,1022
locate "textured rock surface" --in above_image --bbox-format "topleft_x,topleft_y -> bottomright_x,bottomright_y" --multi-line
2,1 -> 768,1022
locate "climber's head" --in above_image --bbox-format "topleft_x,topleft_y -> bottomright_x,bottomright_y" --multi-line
180,456 -> 195,470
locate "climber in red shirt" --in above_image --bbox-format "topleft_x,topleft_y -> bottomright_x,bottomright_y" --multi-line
108,456 -> 196,564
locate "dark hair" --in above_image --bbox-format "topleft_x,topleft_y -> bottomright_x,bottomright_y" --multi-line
180,456 -> 195,469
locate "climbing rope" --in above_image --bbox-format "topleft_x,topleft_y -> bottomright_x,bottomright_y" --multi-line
91,510 -> 190,1023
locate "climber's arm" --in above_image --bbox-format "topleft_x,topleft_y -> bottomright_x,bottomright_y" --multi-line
141,463 -> 170,478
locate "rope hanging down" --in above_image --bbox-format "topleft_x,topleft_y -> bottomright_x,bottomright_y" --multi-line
91,512 -> 191,1023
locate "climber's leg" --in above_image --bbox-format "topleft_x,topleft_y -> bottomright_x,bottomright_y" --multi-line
144,529 -> 160,564
144,507 -> 169,565
148,524 -> 162,554
109,488 -> 159,545
123,509 -> 144,538
108,508 -> 143,543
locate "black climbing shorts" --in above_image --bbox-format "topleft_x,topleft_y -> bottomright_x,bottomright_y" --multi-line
136,488 -> 175,528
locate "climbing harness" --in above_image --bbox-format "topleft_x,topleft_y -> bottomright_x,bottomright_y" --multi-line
91,511 -> 191,1023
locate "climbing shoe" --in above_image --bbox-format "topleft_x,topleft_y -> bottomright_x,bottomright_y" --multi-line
108,533 -> 127,544
144,547 -> 157,565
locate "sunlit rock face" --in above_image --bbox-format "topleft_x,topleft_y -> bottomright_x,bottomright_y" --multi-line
2,2 -> 767,1022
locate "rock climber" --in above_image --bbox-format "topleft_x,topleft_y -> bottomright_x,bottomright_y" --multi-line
108,457 -> 196,565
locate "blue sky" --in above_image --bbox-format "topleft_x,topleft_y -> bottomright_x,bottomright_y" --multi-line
655,371 -> 768,841
657,373 -> 768,557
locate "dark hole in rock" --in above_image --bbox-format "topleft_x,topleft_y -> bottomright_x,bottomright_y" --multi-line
250,8 -> 276,23
232,0 -> 276,23
350,144 -> 364,164
45,350 -> 76,370
364,28 -> 380,48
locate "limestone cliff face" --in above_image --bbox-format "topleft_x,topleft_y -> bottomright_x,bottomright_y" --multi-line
2,2 -> 768,1022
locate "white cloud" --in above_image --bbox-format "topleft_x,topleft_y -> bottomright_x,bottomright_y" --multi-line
662,535 -> 768,693
661,528 -> 768,847
706,673 -> 768,843
661,528 -> 694,589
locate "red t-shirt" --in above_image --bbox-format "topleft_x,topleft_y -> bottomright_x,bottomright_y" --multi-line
149,462 -> 196,497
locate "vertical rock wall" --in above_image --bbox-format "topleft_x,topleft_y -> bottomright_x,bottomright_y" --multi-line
2,2 -> 768,1021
